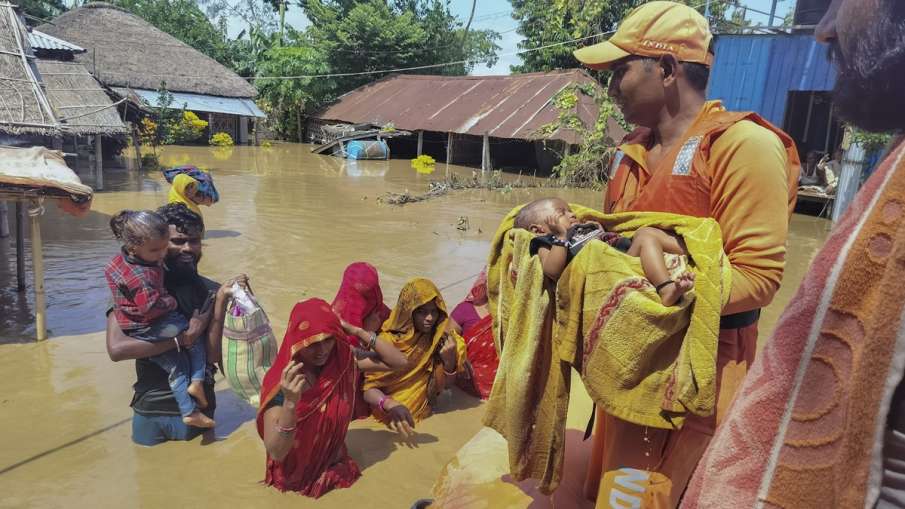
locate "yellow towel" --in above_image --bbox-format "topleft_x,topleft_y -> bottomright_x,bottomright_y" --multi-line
483,203 -> 730,494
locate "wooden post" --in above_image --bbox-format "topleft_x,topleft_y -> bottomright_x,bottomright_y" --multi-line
94,135 -> 104,191
16,202 -> 25,291
446,132 -> 453,163
29,201 -> 46,341
131,127 -> 142,169
0,201 -> 8,238
417,130 -> 424,156
481,133 -> 490,175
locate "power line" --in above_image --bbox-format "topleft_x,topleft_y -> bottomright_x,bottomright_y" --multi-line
99,0 -> 740,82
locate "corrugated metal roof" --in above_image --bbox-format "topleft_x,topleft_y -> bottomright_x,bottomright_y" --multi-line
28,29 -> 85,53
708,34 -> 836,125
313,70 -> 603,144
116,88 -> 265,118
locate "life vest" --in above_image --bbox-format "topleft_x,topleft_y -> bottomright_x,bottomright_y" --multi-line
604,110 -> 801,218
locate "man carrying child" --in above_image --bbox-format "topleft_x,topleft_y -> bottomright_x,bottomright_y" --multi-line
572,1 -> 800,506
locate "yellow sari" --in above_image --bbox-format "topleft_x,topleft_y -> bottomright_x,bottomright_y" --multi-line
167,173 -> 201,215
363,277 -> 467,423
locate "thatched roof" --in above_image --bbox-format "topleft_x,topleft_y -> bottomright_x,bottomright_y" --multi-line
36,59 -> 128,135
0,4 -> 59,135
37,2 -> 257,99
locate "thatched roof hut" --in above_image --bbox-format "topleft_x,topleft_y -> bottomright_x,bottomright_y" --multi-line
37,2 -> 257,98
0,5 -> 59,135
35,59 -> 128,135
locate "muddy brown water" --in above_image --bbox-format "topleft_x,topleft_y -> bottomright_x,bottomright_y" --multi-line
0,144 -> 830,508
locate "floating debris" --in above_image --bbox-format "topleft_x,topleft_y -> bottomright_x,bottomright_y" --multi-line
378,171 -> 545,206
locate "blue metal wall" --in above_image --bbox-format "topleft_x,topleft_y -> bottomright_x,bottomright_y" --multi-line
708,34 -> 837,126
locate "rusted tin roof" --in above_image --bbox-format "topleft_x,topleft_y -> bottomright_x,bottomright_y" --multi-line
313,69 -> 606,145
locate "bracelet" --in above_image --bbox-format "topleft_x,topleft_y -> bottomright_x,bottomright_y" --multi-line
368,332 -> 378,351
276,423 -> 296,436
377,395 -> 390,413
551,237 -> 569,248
443,364 -> 457,376
174,337 -> 181,353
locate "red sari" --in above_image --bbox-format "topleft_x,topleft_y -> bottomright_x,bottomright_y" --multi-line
455,270 -> 499,400
256,299 -> 361,498
332,262 -> 391,419
331,262 -> 391,337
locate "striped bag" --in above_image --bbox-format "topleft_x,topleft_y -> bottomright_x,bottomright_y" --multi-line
222,285 -> 277,407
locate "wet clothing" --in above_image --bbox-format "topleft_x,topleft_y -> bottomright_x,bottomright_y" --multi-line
128,271 -> 218,437
451,271 -> 499,400
105,250 -> 178,332
585,100 -> 800,508
257,299 -> 361,498
362,278 -> 467,423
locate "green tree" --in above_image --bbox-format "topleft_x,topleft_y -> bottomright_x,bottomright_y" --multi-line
254,44 -> 333,140
300,0 -> 500,97
510,0 -> 729,74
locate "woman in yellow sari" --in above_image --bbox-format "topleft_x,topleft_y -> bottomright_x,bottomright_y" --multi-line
362,278 -> 467,435
167,173 -> 206,216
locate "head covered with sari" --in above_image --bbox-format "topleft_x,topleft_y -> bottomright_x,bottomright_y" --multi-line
168,173 -> 202,215
332,262 -> 391,336
257,298 -> 361,497
363,277 -> 464,422
465,268 -> 488,306
163,165 -> 219,203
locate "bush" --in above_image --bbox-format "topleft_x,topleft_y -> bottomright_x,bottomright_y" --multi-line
167,111 -> 208,144
411,154 -> 436,174
261,140 -> 273,148
210,132 -> 235,146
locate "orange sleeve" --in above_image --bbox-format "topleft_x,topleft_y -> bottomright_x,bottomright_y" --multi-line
708,120 -> 793,315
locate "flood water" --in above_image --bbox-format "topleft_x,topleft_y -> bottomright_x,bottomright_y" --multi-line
0,144 -> 831,508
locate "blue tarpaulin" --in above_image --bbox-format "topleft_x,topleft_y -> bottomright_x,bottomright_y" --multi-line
120,88 -> 266,118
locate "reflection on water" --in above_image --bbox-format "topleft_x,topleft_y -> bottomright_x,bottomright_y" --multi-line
0,143 -> 831,342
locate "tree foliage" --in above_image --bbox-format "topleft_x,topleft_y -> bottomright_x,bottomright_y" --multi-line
300,0 -> 500,96
510,0 -> 729,74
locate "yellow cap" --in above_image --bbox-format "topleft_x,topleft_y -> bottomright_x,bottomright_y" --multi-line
573,1 -> 713,70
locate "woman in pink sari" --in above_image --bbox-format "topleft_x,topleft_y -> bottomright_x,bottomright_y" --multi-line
449,270 -> 498,399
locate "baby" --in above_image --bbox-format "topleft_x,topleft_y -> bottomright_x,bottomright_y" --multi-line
515,198 -> 695,306
104,210 -> 214,428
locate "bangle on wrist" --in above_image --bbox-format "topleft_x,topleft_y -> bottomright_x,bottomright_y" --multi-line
276,423 -> 296,436
443,364 -> 457,376
377,395 -> 390,412
368,332 -> 378,350
174,337 -> 181,352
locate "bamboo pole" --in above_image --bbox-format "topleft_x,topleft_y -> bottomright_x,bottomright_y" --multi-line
481,133 -> 490,175
29,200 -> 46,341
16,202 -> 25,291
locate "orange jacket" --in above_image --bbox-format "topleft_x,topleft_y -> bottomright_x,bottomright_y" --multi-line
605,101 -> 801,315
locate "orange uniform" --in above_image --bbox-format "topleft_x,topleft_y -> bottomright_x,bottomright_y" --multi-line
584,100 -> 801,507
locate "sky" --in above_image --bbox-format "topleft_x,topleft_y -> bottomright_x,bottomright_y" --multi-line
228,0 -> 799,76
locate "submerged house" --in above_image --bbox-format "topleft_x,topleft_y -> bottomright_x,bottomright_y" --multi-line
308,69 -> 620,172
38,2 -> 265,144
0,3 -> 124,190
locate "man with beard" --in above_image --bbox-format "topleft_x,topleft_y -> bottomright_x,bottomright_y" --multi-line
680,1 -> 905,507
106,203 -> 247,445
570,2 -> 800,506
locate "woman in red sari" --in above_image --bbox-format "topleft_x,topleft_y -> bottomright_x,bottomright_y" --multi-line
257,298 -> 406,498
331,262 -> 392,418
332,262 -> 391,341
449,270 -> 498,399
